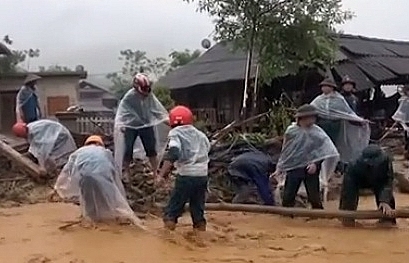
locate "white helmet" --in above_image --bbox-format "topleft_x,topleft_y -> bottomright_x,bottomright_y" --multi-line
133,73 -> 151,95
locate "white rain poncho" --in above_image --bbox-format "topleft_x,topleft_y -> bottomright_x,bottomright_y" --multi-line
114,88 -> 169,170
392,95 -> 409,131
311,92 -> 370,163
168,125 -> 211,176
27,120 -> 77,170
54,145 -> 142,224
275,123 -> 340,203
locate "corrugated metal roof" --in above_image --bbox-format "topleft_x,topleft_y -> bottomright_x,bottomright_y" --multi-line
333,62 -> 374,91
338,35 -> 396,56
374,57 -> 409,75
354,57 -> 397,82
159,43 -> 257,90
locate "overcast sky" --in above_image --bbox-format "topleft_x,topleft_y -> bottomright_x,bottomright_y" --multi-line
2,0 -> 409,74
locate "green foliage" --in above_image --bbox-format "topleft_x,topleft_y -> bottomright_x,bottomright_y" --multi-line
38,64 -> 74,72
168,49 -> 201,72
183,0 -> 353,81
0,35 -> 40,74
108,48 -> 202,99
263,100 -> 294,136
152,85 -> 175,110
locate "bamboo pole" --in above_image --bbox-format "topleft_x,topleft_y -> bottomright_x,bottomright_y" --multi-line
154,203 -> 409,220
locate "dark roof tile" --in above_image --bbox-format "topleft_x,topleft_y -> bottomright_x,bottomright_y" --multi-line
333,62 -> 374,91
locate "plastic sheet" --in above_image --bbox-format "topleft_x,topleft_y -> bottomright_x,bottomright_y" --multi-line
311,92 -> 370,163
392,96 -> 409,131
54,145 -> 141,223
276,123 -> 340,202
27,120 -> 77,170
167,125 -> 211,176
113,88 -> 168,170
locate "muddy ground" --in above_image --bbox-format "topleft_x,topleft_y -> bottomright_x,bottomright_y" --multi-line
0,138 -> 408,263
1,195 -> 409,263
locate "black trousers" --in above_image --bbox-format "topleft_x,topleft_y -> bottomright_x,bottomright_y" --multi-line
339,174 -> 396,224
163,176 -> 208,228
282,167 -> 323,209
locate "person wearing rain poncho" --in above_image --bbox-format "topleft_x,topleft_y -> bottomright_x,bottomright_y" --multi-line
273,104 -> 339,209
12,119 -> 77,172
114,73 -> 169,179
157,106 -> 211,231
392,85 -> 409,157
311,78 -> 370,170
340,76 -> 360,114
16,74 -> 42,124
52,135 -> 143,226
339,144 -> 396,227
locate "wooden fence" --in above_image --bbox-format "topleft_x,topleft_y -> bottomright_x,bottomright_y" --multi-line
55,111 -> 115,135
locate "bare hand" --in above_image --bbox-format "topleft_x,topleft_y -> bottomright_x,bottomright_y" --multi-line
306,163 -> 317,175
379,202 -> 395,217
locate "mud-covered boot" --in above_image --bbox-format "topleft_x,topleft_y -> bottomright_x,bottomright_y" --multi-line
193,222 -> 206,232
163,220 -> 176,231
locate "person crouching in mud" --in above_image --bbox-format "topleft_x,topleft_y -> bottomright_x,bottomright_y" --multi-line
228,150 -> 276,206
52,135 -> 143,226
339,144 -> 396,227
12,119 -> 77,173
273,104 -> 339,209
157,106 -> 211,231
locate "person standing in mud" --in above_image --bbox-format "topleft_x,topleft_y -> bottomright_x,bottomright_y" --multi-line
339,144 -> 396,227
158,105 -> 210,231
16,74 -> 42,124
273,104 -> 339,209
228,150 -> 276,206
340,76 -> 360,114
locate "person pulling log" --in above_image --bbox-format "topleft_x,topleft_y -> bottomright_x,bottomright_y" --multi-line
339,144 -> 396,227
157,105 -> 211,231
51,135 -> 145,228
12,119 -> 77,173
273,104 -> 339,209
227,151 -> 276,205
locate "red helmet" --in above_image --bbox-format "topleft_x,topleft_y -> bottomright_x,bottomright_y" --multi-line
133,73 -> 151,95
12,122 -> 28,138
169,106 -> 193,127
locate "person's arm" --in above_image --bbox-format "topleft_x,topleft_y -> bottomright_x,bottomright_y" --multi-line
378,157 -> 394,204
158,134 -> 181,178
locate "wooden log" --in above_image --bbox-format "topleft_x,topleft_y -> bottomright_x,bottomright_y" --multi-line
0,140 -> 45,178
155,202 -> 409,220
202,203 -> 409,219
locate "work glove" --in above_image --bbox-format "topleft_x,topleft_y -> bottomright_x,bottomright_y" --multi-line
378,202 -> 395,217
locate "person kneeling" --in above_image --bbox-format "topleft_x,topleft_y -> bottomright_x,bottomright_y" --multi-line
339,144 -> 396,227
52,135 -> 142,226
158,106 -> 211,231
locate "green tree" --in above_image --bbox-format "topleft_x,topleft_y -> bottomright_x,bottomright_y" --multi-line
183,0 -> 352,79
153,85 -> 175,110
0,35 -> 40,74
168,49 -> 201,72
38,64 -> 74,72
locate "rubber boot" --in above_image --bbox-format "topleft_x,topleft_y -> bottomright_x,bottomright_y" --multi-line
193,222 -> 206,232
163,220 -> 176,231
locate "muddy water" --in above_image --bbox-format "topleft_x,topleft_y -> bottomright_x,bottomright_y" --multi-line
1,194 -> 409,263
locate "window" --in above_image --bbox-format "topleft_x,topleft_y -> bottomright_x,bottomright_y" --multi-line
47,96 -> 70,115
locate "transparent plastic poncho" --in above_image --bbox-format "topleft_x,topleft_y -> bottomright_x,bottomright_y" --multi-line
168,125 -> 211,176
27,120 -> 77,170
276,123 -> 340,202
54,145 -> 142,224
113,88 -> 169,170
311,92 -> 370,163
392,96 -> 409,131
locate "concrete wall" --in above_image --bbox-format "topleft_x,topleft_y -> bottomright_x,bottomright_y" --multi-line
0,74 -> 83,132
